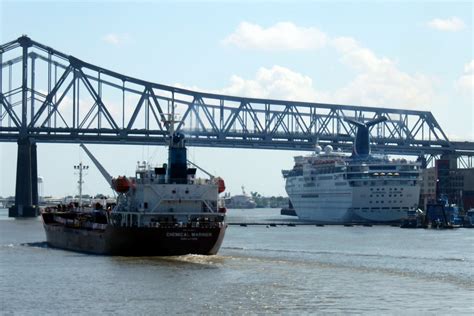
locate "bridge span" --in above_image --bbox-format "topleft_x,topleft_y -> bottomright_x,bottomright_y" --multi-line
1,36 -> 473,216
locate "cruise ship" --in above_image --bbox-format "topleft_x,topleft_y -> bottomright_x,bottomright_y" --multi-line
282,117 -> 421,224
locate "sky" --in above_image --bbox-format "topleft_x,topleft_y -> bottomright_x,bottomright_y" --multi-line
0,0 -> 473,198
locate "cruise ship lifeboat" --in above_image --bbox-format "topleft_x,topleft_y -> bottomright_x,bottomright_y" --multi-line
112,176 -> 131,193
216,177 -> 226,193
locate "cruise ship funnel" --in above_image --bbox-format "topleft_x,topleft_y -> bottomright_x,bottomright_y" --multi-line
344,116 -> 387,158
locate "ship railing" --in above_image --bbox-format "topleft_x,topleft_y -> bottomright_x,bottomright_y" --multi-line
346,172 -> 421,178
146,221 -> 225,229
112,211 -> 224,216
110,211 -> 225,228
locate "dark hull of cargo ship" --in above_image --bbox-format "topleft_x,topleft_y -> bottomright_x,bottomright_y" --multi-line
42,217 -> 226,256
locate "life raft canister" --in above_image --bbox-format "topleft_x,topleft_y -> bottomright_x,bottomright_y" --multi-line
216,177 -> 226,193
113,176 -> 131,193
218,207 -> 227,213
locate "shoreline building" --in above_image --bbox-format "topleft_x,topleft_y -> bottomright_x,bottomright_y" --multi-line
419,155 -> 474,211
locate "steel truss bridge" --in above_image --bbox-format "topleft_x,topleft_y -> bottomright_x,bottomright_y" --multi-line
1,36 -> 474,216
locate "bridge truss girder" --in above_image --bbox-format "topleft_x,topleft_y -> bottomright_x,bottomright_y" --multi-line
1,36 -> 472,160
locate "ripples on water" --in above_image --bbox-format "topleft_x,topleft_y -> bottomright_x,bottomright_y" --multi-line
1,208 -> 473,314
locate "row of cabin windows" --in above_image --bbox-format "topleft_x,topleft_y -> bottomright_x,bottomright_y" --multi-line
369,200 -> 404,204
370,187 -> 404,191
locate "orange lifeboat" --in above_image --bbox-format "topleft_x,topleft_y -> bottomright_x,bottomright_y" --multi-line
216,177 -> 226,193
112,176 -> 131,193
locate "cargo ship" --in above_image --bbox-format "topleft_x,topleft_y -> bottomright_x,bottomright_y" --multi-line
282,117 -> 421,224
224,186 -> 257,209
41,127 -> 227,255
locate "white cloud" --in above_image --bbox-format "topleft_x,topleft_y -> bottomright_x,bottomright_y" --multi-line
175,66 -> 326,102
332,36 -> 394,73
212,63 -> 434,110
464,60 -> 474,73
330,37 -> 435,108
102,33 -> 130,45
427,17 -> 465,31
217,32 -> 437,109
218,66 -> 326,102
222,21 -> 327,51
456,60 -> 474,92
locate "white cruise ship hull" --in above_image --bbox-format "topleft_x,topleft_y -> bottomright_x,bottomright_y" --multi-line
286,175 -> 420,224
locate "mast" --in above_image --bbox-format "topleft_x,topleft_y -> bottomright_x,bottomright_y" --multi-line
74,162 -> 88,207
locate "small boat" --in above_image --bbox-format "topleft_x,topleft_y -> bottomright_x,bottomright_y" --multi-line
400,209 -> 425,228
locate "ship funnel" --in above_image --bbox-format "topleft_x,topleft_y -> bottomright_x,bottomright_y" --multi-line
344,116 -> 387,158
167,132 -> 188,184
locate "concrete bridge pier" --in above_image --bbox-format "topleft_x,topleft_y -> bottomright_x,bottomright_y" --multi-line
9,137 -> 39,217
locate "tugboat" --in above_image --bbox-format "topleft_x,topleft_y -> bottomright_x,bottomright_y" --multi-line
400,209 -> 425,228
41,124 -> 227,255
425,196 -> 463,229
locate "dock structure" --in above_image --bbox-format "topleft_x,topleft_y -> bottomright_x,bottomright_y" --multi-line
1,36 -> 474,217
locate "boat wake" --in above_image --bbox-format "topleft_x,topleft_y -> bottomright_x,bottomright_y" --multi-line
20,241 -> 50,248
222,246 -> 468,263
164,254 -> 227,265
221,246 -> 473,287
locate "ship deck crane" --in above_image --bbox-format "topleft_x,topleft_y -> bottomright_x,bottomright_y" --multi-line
80,144 -> 113,187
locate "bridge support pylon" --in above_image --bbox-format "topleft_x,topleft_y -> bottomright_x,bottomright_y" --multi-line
9,137 -> 39,217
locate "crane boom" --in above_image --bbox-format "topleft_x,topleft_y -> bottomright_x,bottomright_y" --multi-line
80,144 -> 113,187
187,159 -> 214,179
